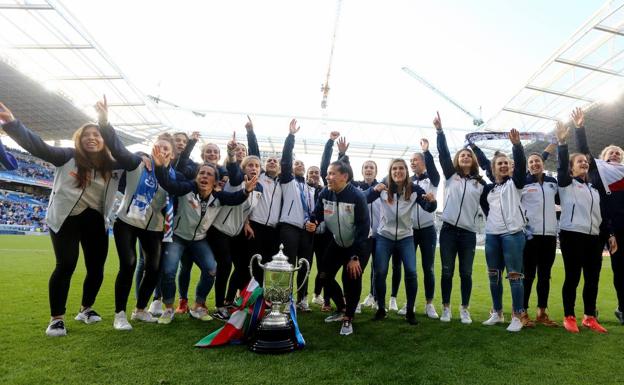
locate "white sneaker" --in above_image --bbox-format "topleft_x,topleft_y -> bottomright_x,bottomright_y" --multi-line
46,318 -> 67,337
440,307 -> 452,322
397,304 -> 413,316
312,295 -> 324,306
425,304 -> 439,319
74,307 -> 102,324
460,306 -> 472,324
482,311 -> 505,326
389,297 -> 399,312
507,316 -> 523,332
355,303 -> 362,314
113,311 -> 132,331
158,308 -> 175,325
189,307 -> 213,321
148,300 -> 164,317
297,298 -> 311,312
371,301 -> 379,311
361,293 -> 373,307
340,319 -> 353,336
131,309 -> 158,323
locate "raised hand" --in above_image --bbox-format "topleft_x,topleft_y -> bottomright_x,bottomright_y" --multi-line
330,131 -> 340,140
571,107 -> 584,128
190,131 -> 200,141
227,131 -> 237,154
0,102 -> 15,124
433,111 -> 442,130
245,115 -> 253,132
420,138 -> 429,152
95,95 -> 109,126
244,174 -> 258,193
337,136 -> 350,154
289,118 -> 300,135
544,143 -> 556,155
152,145 -> 170,167
509,128 -> 521,145
555,121 -> 569,144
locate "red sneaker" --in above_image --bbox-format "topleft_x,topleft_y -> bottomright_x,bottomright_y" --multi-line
563,315 -> 579,333
582,315 -> 607,333
175,298 -> 189,314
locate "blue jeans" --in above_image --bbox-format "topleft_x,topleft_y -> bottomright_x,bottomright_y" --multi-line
414,225 -> 437,301
485,231 -> 526,313
161,236 -> 217,305
177,252 -> 193,300
439,223 -> 476,306
374,235 -> 417,315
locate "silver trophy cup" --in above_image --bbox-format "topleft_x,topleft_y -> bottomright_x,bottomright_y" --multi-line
248,244 -> 310,353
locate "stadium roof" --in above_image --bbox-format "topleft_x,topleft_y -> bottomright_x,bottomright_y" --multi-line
0,0 -> 622,165
484,0 -> 624,162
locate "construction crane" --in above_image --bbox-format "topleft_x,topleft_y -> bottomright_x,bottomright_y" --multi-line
320,0 -> 343,109
402,66 -> 484,127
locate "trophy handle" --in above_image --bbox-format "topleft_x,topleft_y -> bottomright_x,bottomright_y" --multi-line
249,254 -> 264,278
294,257 -> 311,293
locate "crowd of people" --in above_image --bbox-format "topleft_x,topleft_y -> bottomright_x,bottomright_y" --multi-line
0,97 -> 623,339
0,194 -> 48,230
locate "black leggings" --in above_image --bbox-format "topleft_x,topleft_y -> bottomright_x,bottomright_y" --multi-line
247,221 -> 281,285
113,220 -> 162,313
48,208 -> 108,317
225,232 -> 251,303
321,239 -> 370,319
609,229 -> 624,311
207,227 -> 234,308
279,223 -> 314,302
523,235 -> 557,309
560,230 -> 603,317
313,231 -> 332,305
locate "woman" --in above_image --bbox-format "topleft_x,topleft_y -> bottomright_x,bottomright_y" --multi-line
96,98 -> 173,330
278,119 -> 316,310
480,129 -> 531,332
153,149 -> 257,324
572,107 -> 624,325
556,117 -> 615,333
436,112 -> 485,324
405,138 -> 440,319
520,150 -> 559,326
366,158 -> 437,325
0,101 -> 122,337
209,134 -> 263,320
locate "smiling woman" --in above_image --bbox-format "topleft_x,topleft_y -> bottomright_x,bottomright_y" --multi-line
0,101 -> 124,338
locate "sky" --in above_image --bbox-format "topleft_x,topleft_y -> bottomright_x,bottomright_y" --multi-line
1,0 -> 609,177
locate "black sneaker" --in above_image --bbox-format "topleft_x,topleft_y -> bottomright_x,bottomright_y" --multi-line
212,308 -> 230,321
373,308 -> 387,321
406,315 -> 419,325
46,318 -> 67,337
615,308 -> 624,325
75,308 -> 102,324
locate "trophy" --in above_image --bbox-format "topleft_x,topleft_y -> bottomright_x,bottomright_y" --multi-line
248,244 -> 310,354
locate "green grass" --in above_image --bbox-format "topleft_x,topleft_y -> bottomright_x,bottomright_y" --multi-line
0,234 -> 622,385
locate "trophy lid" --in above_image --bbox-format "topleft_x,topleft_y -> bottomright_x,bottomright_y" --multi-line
264,244 -> 294,272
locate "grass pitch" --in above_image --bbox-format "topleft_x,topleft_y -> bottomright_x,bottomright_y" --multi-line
0,235 -> 622,385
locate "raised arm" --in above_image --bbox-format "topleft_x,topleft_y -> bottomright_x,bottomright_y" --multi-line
421,138 -> 440,187
176,132 -> 198,173
225,132 -> 243,186
434,112 -> 455,179
320,131 -> 339,185
0,136 -> 19,171
279,119 -> 299,184
155,165 -> 195,196
542,143 -> 556,162
0,102 -> 73,166
245,116 -> 260,157
95,97 -> 141,170
480,186 -> 491,217
413,183 -> 437,213
510,129 -> 526,189
468,141 -> 493,183
556,122 -> 572,187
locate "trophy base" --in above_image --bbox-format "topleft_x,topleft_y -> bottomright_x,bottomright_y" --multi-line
248,317 -> 298,354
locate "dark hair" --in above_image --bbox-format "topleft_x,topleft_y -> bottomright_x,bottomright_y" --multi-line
156,133 -> 175,150
528,152 -> 543,161
173,132 -> 189,140
198,162 -> 220,181
387,158 -> 412,203
72,123 -> 114,189
329,160 -> 353,182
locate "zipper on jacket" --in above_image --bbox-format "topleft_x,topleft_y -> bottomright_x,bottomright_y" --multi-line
222,208 -> 233,224
287,200 -> 294,216
587,184 -> 594,235
264,180 -> 278,226
540,183 -> 546,236
454,179 -> 467,227
395,197 -> 399,241
336,200 -> 345,246
570,204 -> 575,224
